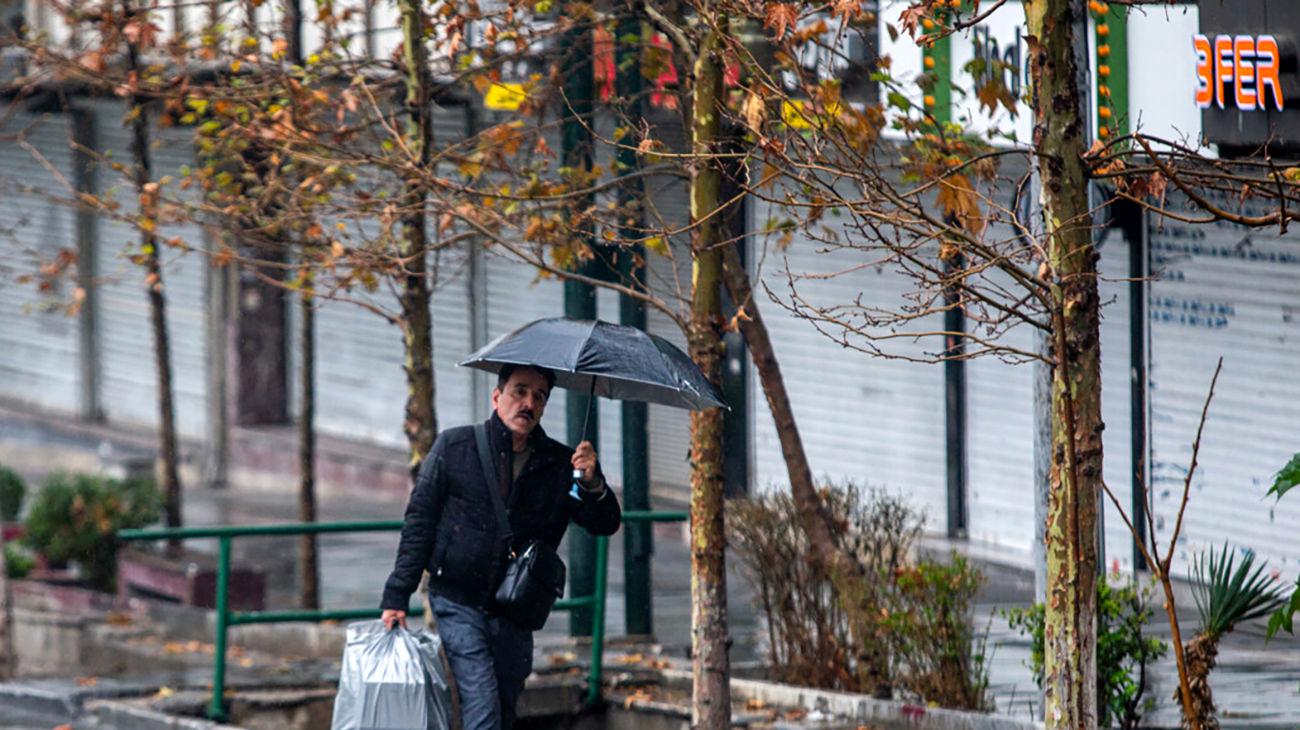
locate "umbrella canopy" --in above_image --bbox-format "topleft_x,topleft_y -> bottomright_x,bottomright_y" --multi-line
459,318 -> 728,411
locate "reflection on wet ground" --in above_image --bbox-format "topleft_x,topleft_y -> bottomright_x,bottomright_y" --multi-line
177,486 -> 1300,727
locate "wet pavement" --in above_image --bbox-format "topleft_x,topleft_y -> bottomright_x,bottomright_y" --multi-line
162,483 -> 1300,726
6,431 -> 1300,727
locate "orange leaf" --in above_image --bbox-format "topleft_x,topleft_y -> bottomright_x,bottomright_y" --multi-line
764,3 -> 799,41
935,173 -> 985,234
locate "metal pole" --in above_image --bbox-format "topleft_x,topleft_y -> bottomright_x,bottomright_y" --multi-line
943,252 -> 968,538
1126,202 -> 1149,572
209,536 -> 231,721
614,9 -> 653,637
587,534 -> 609,706
562,0 -> 597,638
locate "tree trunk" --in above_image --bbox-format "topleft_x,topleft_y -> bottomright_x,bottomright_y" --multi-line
298,270 -> 320,610
126,3 -> 182,540
1025,0 -> 1101,727
719,244 -> 889,696
0,530 -> 11,679
1181,633 -> 1220,729
689,25 -> 731,730
397,0 -> 436,470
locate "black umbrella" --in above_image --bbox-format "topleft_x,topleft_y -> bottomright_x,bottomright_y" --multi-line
459,317 -> 729,438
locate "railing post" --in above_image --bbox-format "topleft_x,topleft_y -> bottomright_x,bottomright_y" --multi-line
209,535 -> 231,721
587,534 -> 609,706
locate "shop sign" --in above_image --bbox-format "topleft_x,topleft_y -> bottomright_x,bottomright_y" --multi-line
1193,34 -> 1285,111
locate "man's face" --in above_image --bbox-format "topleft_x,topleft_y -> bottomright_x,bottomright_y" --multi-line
492,368 -> 550,439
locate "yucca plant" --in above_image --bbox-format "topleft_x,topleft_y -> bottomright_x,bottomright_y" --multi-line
1181,543 -> 1285,729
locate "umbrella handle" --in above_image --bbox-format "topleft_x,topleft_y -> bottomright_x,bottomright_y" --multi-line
570,379 -> 596,500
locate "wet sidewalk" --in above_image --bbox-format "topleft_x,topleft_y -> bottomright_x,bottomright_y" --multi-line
130,479 -> 1300,727
4,405 -> 1300,726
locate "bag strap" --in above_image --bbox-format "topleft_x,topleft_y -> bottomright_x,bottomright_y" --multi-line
474,422 -> 513,547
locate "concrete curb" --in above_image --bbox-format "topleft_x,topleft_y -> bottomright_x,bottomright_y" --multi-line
0,683 -> 81,719
660,669 -> 1043,730
85,699 -> 247,730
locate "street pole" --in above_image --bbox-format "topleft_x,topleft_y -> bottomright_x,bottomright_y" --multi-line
614,9 -> 653,638
561,1 -> 597,637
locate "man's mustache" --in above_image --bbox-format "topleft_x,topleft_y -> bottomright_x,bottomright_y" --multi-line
515,409 -> 535,420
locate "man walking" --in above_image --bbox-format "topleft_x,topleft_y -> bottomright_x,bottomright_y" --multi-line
380,364 -> 621,730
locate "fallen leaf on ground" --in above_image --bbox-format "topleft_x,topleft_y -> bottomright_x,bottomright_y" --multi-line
154,686 -> 175,700
105,611 -> 134,626
745,698 -> 767,710
616,653 -> 644,665
75,677 -> 98,687
623,688 -> 654,708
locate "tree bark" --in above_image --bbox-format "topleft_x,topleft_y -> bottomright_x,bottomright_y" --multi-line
397,0 -> 436,470
689,25 -> 731,730
0,530 -> 11,679
126,1 -> 182,540
298,269 -> 320,609
1025,0 -> 1101,727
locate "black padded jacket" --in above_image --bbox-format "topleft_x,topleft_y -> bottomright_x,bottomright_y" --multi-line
380,413 -> 621,614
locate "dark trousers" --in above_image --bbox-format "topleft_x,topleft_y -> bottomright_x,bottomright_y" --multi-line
431,594 -> 534,730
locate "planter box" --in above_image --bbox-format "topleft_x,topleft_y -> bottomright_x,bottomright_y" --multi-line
117,546 -> 265,611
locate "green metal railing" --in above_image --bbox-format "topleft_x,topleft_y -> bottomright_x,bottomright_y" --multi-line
118,509 -> 686,721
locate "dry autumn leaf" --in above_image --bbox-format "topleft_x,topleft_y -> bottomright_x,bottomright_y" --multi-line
764,3 -> 799,41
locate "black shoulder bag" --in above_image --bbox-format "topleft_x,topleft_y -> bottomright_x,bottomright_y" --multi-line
474,423 -> 566,631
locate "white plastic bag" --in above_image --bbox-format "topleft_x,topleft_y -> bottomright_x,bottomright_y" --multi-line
331,620 -> 455,730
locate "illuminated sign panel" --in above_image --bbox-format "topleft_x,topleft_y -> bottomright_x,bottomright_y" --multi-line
1197,0 -> 1300,151
1193,33 -> 1284,111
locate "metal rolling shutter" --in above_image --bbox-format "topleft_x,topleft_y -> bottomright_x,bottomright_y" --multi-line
287,104 -> 477,449
0,108 -> 80,414
1097,230 -> 1135,573
483,245 -> 565,383
641,163 -> 694,503
748,195 -> 948,522
952,145 -> 1134,570
1147,197 -> 1300,578
963,214 -> 1135,568
92,102 -> 209,438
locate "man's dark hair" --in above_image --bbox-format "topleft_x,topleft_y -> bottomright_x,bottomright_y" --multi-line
496,364 -> 556,393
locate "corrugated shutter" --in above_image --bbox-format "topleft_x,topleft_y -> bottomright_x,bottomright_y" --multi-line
288,104 -> 477,449
1098,230 -> 1136,574
1147,197 -> 1300,577
641,151 -> 695,503
748,192 -> 948,522
92,101 -> 208,438
0,108 -> 80,414
483,245 -> 570,435
963,205 -> 1135,568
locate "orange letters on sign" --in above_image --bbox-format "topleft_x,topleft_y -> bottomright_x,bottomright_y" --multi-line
1257,35 -> 1285,111
1215,35 -> 1234,109
1234,35 -> 1257,110
1193,33 -> 1286,111
1194,34 -> 1214,108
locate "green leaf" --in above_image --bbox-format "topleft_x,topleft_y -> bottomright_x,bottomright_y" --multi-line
1267,452 -> 1300,501
1266,580 -> 1300,640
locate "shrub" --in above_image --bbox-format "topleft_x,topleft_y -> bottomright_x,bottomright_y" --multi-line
4,541 -> 34,579
1006,578 -> 1167,728
731,484 -> 991,710
0,466 -> 24,521
885,553 -> 991,711
729,487 -> 862,691
23,472 -> 162,592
